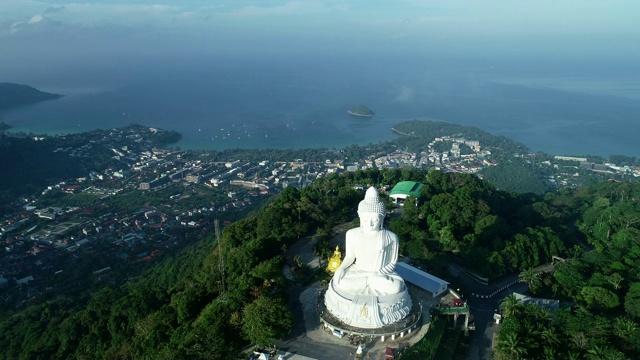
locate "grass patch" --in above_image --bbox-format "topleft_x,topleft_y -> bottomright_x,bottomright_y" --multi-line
399,312 -> 470,360
399,314 -> 446,360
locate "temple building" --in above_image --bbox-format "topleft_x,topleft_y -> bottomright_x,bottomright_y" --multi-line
388,181 -> 423,206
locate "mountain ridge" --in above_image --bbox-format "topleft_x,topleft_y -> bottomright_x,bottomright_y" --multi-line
0,82 -> 63,111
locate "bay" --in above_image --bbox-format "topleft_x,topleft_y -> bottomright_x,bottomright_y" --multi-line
2,56 -> 639,158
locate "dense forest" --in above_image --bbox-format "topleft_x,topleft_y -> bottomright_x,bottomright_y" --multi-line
1,169 -> 639,359
482,157 -> 550,196
494,181 -> 640,360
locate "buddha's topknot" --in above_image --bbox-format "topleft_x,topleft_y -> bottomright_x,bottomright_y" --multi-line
357,187 -> 386,217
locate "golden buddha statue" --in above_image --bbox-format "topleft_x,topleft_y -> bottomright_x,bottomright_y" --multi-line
327,245 -> 342,273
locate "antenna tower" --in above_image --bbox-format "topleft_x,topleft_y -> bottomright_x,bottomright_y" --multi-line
215,219 -> 225,294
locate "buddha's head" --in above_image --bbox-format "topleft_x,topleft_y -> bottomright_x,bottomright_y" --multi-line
357,187 -> 385,232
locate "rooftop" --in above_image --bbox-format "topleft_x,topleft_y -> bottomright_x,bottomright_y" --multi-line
395,262 -> 449,295
389,181 -> 423,198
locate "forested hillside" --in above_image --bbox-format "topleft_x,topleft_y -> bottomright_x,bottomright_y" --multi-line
389,170 -> 574,279
1,169 -> 638,359
0,83 -> 62,110
494,181 -> 640,359
393,120 -> 528,155
0,178 -> 361,359
393,120 -> 551,194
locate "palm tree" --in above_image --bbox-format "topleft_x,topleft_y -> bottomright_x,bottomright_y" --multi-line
614,317 -> 638,350
586,345 -> 627,360
543,347 -> 556,360
586,345 -> 607,360
519,267 -> 542,292
567,351 -> 581,360
527,306 -> 552,326
571,332 -> 589,351
501,294 -> 523,318
607,273 -> 624,290
537,327 -> 559,347
496,332 -> 527,360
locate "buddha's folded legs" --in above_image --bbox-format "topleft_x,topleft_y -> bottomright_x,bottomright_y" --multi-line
335,272 -> 404,295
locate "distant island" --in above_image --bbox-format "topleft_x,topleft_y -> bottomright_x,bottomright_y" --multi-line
0,82 -> 63,111
347,104 -> 374,117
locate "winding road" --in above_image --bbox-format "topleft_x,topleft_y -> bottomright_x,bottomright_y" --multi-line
448,263 -> 555,360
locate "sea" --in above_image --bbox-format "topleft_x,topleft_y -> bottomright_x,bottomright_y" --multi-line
2,55 -> 640,158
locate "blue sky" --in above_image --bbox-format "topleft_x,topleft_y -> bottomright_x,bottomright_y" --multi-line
4,1 -> 639,34
2,1 -> 640,76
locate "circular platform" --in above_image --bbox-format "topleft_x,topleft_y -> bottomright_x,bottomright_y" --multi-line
318,283 -> 423,340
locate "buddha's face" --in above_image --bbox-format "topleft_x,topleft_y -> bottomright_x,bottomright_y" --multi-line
360,212 -> 383,232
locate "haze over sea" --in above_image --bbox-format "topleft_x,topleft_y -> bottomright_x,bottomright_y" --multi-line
2,1 -> 640,158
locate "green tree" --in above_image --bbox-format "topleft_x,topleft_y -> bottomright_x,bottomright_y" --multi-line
474,214 -> 509,248
581,286 -> 620,311
554,261 -> 587,298
501,294 -> 523,318
242,296 -> 293,346
607,273 -> 625,291
536,327 -> 559,348
495,332 -> 527,360
613,317 -> 639,351
586,345 -> 627,360
625,283 -> 640,319
520,268 -> 542,293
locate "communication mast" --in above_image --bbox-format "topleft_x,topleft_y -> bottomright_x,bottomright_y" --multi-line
215,219 -> 225,294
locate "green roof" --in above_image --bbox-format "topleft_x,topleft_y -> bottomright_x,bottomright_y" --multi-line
389,181 -> 423,198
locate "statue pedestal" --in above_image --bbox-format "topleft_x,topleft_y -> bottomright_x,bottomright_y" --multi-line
324,279 -> 412,329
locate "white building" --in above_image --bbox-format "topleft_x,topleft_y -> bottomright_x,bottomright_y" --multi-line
395,262 -> 449,297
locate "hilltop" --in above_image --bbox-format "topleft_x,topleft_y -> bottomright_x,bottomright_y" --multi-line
0,121 -> 639,359
0,83 -> 63,111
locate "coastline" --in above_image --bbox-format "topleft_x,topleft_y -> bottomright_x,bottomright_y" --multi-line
347,110 -> 373,118
390,127 -> 414,137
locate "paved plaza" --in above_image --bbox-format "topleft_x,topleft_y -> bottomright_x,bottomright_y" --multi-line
275,282 -> 437,360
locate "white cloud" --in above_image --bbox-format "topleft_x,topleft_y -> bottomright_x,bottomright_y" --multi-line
9,22 -> 23,34
225,1 -> 348,18
28,14 -> 44,24
9,14 -> 52,33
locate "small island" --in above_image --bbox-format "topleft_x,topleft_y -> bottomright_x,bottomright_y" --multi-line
347,104 -> 374,118
0,83 -> 63,111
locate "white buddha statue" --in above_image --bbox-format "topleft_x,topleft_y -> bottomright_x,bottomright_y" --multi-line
324,187 -> 412,328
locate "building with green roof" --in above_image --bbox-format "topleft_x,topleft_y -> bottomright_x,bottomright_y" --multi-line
388,181 -> 423,205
